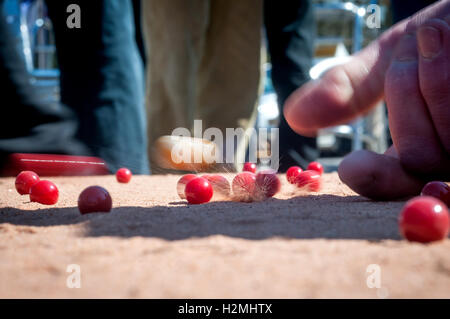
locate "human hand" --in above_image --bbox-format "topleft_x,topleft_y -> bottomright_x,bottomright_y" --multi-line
284,1 -> 450,200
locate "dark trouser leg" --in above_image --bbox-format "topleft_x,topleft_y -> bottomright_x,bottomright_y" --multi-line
264,0 -> 318,172
46,0 -> 149,174
132,0 -> 146,68
0,2 -> 89,165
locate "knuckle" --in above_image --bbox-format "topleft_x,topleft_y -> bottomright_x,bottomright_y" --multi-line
398,147 -> 442,175
386,63 -> 418,92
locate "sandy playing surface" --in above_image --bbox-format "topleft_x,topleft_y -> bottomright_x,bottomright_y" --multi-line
0,173 -> 449,298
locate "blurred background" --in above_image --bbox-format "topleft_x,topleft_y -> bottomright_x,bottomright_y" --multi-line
259,0 -> 392,171
1,0 -> 397,173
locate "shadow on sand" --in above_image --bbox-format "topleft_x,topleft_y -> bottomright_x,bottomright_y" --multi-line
0,194 -> 405,241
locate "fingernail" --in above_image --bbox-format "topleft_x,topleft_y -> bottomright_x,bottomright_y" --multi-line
394,34 -> 417,61
418,26 -> 442,59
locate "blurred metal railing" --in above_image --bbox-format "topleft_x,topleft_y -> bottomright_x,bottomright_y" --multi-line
17,0 -> 59,103
312,1 -> 387,154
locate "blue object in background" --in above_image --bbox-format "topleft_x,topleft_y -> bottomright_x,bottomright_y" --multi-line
2,0 -> 23,58
2,0 -> 20,30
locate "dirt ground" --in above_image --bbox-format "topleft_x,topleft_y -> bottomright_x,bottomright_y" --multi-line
0,173 -> 449,298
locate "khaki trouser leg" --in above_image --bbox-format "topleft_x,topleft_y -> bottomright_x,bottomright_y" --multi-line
144,1 -> 262,172
196,0 -> 262,169
143,0 -> 209,167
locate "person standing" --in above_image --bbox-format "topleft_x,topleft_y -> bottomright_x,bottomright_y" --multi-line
264,0 -> 318,172
0,0 -> 89,166
143,0 -> 263,171
45,0 -> 149,173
